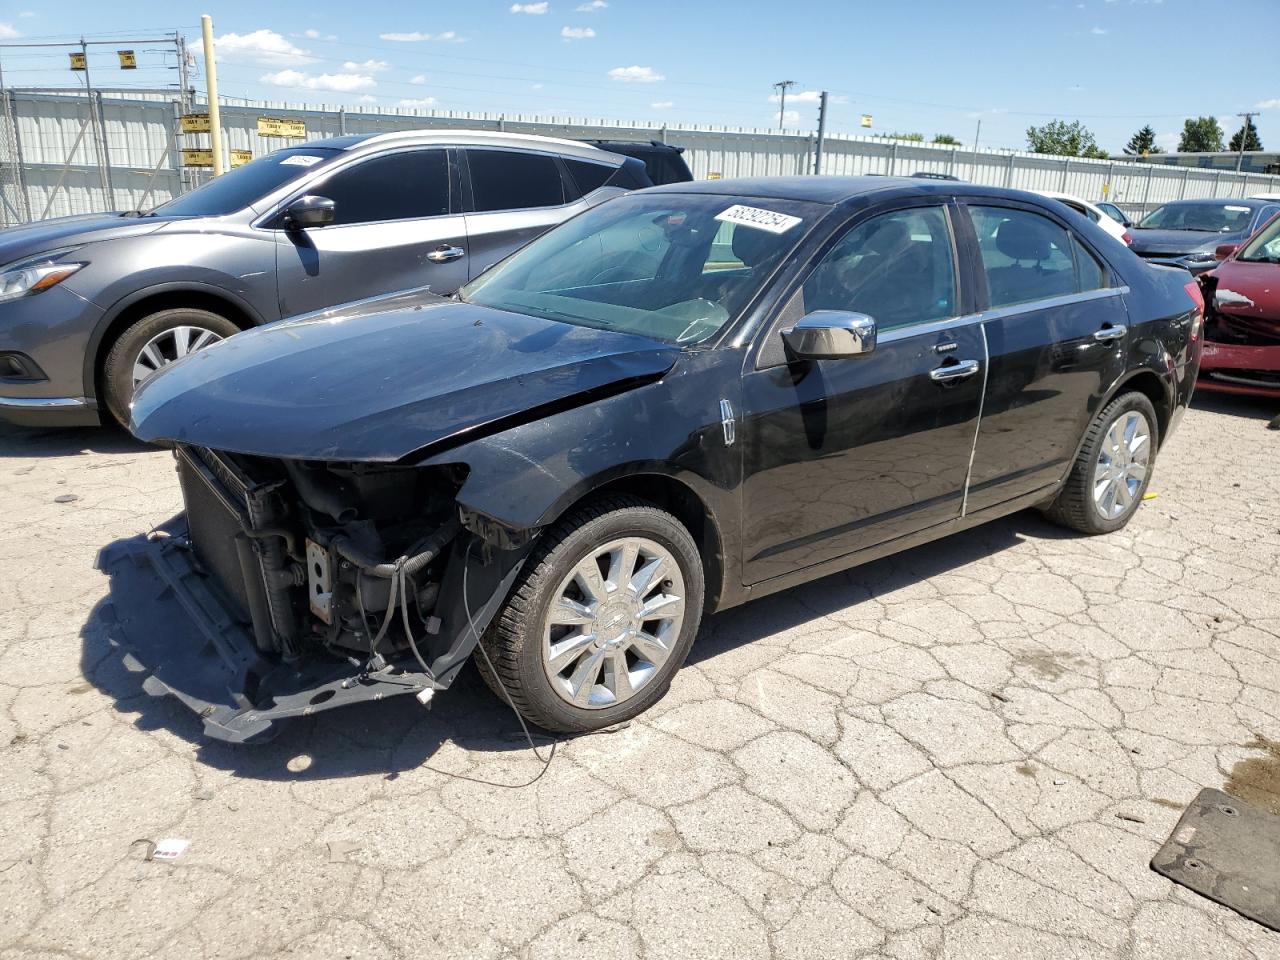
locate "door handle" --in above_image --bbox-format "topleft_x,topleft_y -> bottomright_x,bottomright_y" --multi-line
929,358 -> 981,382
1093,324 -> 1127,343
427,245 -> 465,264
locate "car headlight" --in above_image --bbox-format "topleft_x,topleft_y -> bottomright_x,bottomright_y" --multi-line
0,252 -> 85,304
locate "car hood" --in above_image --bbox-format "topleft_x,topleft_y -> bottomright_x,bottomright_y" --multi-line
129,292 -> 682,462
1127,228 -> 1232,257
0,212 -> 169,266
1210,260 -> 1280,325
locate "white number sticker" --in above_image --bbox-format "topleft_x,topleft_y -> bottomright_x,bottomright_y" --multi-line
280,155 -> 323,167
714,204 -> 802,235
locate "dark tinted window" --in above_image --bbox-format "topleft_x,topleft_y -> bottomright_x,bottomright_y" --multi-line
564,158 -> 615,197
152,147 -> 342,216
316,150 -> 449,225
1073,237 -> 1107,291
468,150 -> 565,212
969,206 -> 1079,308
800,206 -> 957,329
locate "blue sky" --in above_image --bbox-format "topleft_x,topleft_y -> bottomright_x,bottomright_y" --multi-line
0,0 -> 1274,154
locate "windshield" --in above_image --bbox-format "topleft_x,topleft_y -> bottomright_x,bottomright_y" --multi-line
1237,213 -> 1280,263
1138,202 -> 1256,233
459,193 -> 825,344
150,146 -> 342,217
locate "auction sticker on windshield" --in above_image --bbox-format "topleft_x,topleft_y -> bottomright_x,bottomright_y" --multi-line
715,204 -> 803,234
281,155 -> 324,167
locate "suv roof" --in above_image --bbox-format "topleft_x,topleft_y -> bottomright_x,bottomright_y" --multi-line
580,139 -> 694,185
309,129 -> 618,164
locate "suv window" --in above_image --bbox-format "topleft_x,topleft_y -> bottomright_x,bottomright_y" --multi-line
799,206 -> 957,330
468,149 -> 566,212
314,150 -> 449,225
969,206 -> 1086,308
564,158 -> 615,197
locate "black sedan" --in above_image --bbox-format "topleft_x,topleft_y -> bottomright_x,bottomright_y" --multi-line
104,176 -> 1203,742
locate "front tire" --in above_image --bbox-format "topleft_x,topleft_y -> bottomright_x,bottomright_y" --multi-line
103,307 -> 239,426
477,497 -> 705,733
1043,391 -> 1159,535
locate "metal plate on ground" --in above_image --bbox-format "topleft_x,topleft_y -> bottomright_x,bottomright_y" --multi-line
1151,787 -> 1280,931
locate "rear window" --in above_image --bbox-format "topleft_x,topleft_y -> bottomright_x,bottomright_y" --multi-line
468,149 -> 566,212
564,158 -> 615,197
151,147 -> 342,217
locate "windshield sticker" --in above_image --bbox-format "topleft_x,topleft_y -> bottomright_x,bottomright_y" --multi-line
715,204 -> 802,235
280,155 -> 323,167
1224,205 -> 1250,212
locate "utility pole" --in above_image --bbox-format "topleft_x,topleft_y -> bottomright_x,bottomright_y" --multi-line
1234,111 -> 1258,173
813,91 -> 828,174
201,14 -> 224,175
773,80 -> 796,131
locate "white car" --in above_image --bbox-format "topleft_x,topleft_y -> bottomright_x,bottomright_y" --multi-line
1250,192 -> 1280,201
1036,191 -> 1131,246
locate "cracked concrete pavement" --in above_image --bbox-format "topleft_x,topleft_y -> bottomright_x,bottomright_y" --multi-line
1,393 -> 1279,960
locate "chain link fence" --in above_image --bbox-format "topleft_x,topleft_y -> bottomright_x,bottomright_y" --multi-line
3,87 -> 1279,224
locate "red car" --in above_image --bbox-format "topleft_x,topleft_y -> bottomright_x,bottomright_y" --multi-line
1199,211 -> 1280,398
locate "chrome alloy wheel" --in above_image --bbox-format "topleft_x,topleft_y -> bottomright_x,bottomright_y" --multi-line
542,536 -> 686,709
1093,410 -> 1151,520
132,325 -> 224,386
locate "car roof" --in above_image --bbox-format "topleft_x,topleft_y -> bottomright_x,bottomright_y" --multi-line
1155,196 -> 1271,209
641,175 -> 1042,206
303,129 -> 616,163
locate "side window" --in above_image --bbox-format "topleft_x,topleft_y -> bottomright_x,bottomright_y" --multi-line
315,150 -> 449,225
564,158 -> 615,198
968,206 -> 1079,309
468,150 -> 566,212
799,206 -> 957,330
1259,206 -> 1280,230
1073,237 -> 1108,292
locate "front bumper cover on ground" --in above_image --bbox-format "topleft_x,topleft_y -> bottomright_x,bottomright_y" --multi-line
96,516 -> 443,743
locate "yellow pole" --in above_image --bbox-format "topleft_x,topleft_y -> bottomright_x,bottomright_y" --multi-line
201,14 -> 224,176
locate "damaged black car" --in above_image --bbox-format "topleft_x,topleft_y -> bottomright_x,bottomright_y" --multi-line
102,177 -> 1202,742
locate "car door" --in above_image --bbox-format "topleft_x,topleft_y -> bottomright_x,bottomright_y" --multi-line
461,147 -> 593,278
958,201 -> 1129,513
738,202 -> 986,584
273,147 -> 469,317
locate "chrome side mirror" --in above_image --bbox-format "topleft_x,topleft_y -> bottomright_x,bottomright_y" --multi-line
782,311 -> 877,360
283,194 -> 336,229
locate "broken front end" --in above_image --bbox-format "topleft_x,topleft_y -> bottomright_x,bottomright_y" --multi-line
1198,272 -> 1280,398
98,444 -> 530,743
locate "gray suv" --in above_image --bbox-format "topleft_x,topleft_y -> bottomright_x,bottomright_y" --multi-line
0,130 -> 650,427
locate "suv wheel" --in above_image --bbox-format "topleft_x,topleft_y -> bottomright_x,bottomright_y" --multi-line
1044,391 -> 1159,535
103,308 -> 239,426
476,497 -> 705,733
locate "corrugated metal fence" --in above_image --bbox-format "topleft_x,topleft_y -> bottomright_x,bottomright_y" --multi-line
2,87 -> 1278,225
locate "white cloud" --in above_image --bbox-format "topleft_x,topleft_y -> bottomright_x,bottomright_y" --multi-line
577,0 -> 608,9
343,59 -> 390,72
437,31 -> 464,42
609,65 -> 663,83
358,94 -> 377,103
1155,132 -> 1178,151
650,101 -> 673,109
410,74 -> 428,85
1090,26 -> 1108,34
216,29 -> 313,66
1256,98 -> 1280,110
767,89 -> 845,106
511,2 -> 549,12
261,69 -> 376,92
398,97 -> 438,108
778,109 -> 802,129
562,26 -> 596,40
531,82 -> 544,90
380,30 -> 465,43
301,28 -> 335,40
0,22 -> 19,39
18,10 -> 33,17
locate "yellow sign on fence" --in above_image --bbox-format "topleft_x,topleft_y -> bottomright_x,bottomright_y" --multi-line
117,50 -> 137,69
181,148 -> 215,168
257,117 -> 306,138
230,149 -> 253,168
69,53 -> 87,71
179,114 -> 211,134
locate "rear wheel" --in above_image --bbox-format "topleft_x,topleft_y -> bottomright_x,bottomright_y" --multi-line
476,497 -> 705,733
1043,391 -> 1158,534
103,307 -> 239,426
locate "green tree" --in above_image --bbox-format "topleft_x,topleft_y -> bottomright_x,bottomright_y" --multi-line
880,132 -> 924,142
932,133 -> 960,145
1228,117 -> 1263,152
1026,119 -> 1108,158
1177,116 -> 1224,152
1123,125 -> 1163,156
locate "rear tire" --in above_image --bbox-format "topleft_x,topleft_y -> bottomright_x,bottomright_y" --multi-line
103,308 -> 239,426
1043,391 -> 1159,535
476,496 -> 705,733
